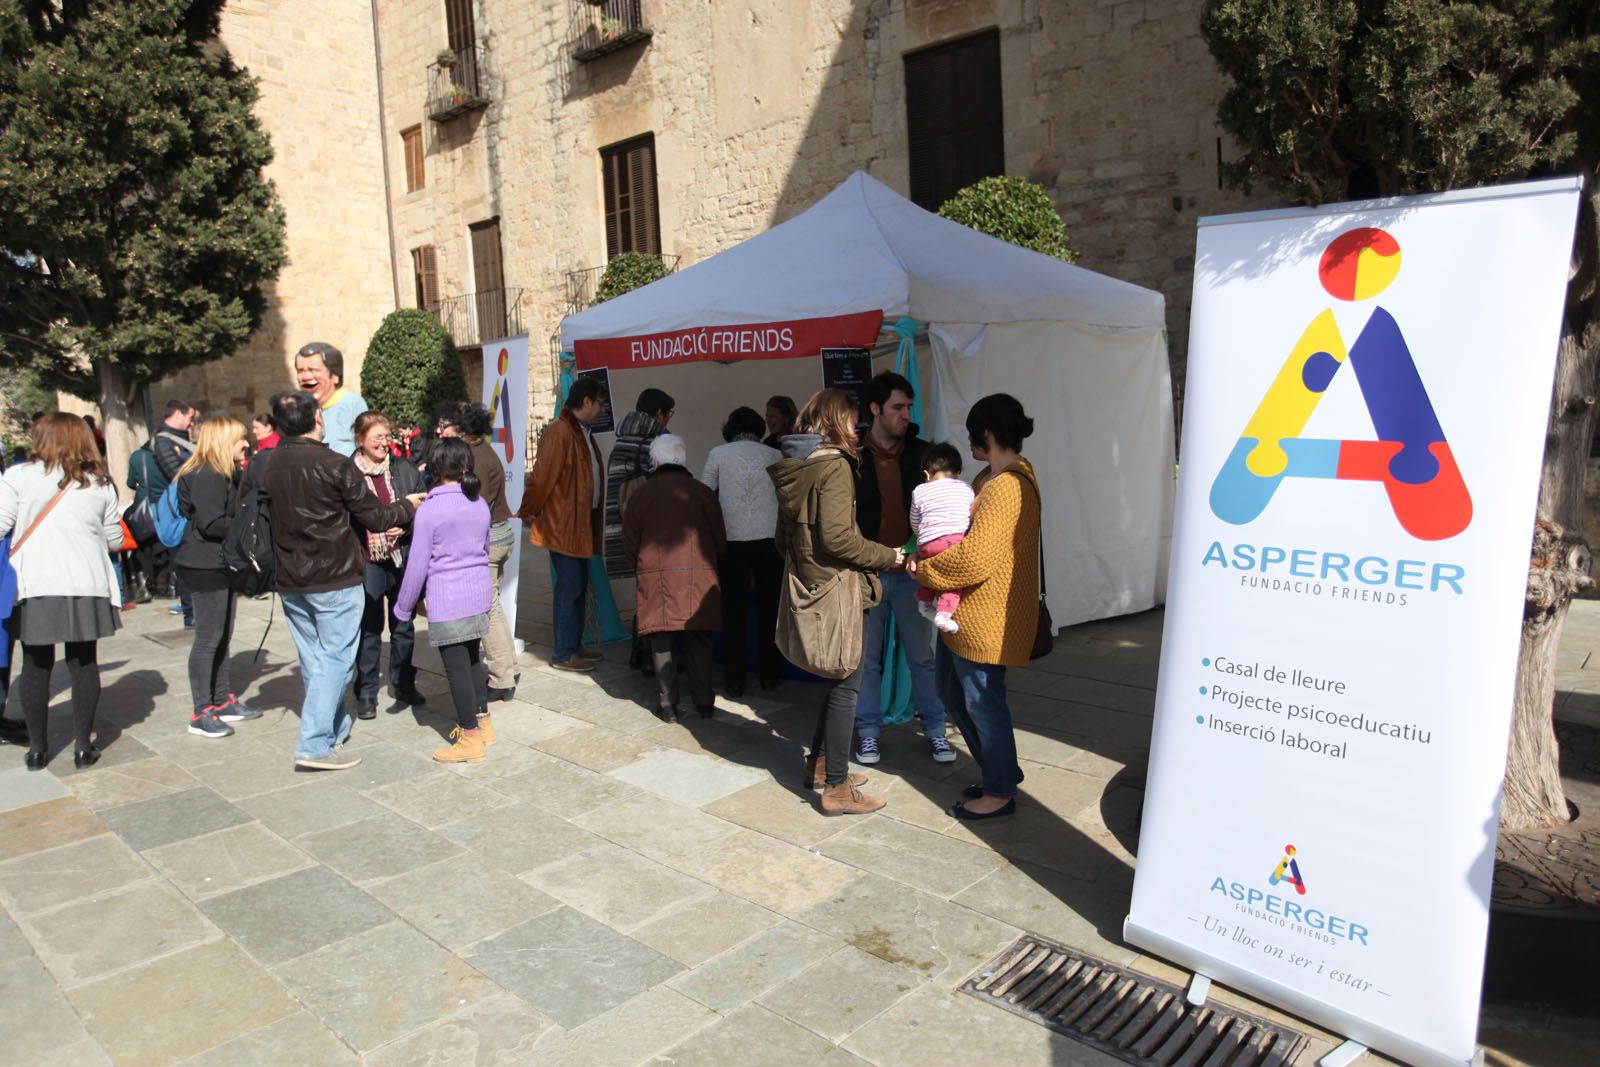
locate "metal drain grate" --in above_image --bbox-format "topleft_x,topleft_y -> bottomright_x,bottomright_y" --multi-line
961,935 -> 1308,1067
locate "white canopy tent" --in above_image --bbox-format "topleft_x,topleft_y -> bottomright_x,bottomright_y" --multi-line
561,171 -> 1175,628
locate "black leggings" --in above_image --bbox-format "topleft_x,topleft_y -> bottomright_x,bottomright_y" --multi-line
20,641 -> 99,755
438,640 -> 488,731
810,654 -> 865,787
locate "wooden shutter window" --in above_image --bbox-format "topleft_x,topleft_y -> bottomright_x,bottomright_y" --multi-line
904,30 -> 1006,210
402,126 -> 424,193
600,134 -> 661,259
411,245 -> 438,310
444,0 -> 475,54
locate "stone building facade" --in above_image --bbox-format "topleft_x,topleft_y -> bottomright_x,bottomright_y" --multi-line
370,0 -> 1259,434
145,0 -> 1258,435
152,0 -> 396,420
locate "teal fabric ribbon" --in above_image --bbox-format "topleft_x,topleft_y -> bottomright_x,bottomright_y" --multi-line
553,356 -> 628,645
878,316 -> 922,727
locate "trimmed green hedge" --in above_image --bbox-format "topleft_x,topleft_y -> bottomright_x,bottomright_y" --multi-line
594,251 -> 671,304
937,176 -> 1079,263
360,309 -> 469,428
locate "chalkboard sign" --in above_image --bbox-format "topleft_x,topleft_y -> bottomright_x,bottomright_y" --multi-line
575,367 -> 615,434
820,347 -> 872,410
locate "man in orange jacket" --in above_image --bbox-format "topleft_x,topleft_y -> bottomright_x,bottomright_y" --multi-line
516,377 -> 607,672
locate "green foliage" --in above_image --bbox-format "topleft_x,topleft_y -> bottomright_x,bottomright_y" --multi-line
594,252 -> 672,303
937,177 -> 1079,263
361,309 -> 468,428
0,366 -> 56,435
0,0 -> 288,397
1201,0 -> 1600,204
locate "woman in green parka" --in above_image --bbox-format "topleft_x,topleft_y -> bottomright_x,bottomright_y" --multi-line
769,389 -> 903,815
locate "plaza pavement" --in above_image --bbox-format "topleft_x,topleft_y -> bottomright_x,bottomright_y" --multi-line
0,549 -> 1592,1066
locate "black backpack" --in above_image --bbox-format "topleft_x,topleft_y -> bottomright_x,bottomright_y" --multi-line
222,454 -> 276,597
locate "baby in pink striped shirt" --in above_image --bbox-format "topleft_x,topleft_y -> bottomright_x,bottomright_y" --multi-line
909,443 -> 976,633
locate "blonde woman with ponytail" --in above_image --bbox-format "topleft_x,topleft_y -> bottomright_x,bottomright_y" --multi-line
175,415 -> 262,739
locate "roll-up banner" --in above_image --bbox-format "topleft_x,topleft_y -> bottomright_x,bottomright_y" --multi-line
483,334 -> 529,647
1126,178 -> 1582,1067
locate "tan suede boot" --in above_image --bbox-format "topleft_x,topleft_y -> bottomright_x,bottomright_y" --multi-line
477,711 -> 496,746
820,782 -> 886,815
434,727 -> 486,764
802,754 -> 866,790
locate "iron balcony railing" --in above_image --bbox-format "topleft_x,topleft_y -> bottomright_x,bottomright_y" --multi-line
570,0 -> 651,63
426,45 -> 489,122
565,253 -> 680,312
430,287 -> 524,349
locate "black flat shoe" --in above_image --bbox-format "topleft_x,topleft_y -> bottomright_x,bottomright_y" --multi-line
0,718 -> 30,746
653,705 -> 677,723
74,747 -> 100,768
725,680 -> 745,700
962,784 -> 984,800
696,704 -> 716,719
24,750 -> 48,771
355,699 -> 377,721
948,798 -> 1016,821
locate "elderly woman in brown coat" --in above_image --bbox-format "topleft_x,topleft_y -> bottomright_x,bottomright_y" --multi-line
623,433 -> 727,721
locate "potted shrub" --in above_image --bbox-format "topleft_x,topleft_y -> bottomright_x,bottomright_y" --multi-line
937,176 -> 1079,262
600,18 -> 622,40
435,48 -> 457,69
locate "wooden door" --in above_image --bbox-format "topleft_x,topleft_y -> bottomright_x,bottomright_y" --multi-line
469,218 -> 507,342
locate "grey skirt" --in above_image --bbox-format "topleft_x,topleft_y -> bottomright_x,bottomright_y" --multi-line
427,611 -> 489,648
13,596 -> 122,645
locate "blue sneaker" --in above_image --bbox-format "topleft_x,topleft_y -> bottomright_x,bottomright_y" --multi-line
855,736 -> 881,765
929,736 -> 957,764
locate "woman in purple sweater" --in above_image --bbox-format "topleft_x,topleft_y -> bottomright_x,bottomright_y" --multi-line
394,439 -> 495,763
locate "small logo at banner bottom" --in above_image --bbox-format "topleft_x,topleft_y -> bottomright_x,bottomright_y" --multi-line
1269,844 -> 1308,895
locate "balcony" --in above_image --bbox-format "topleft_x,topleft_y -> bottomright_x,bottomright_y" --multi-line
426,46 -> 489,122
570,0 -> 651,63
566,254 -> 680,312
429,288 -> 524,349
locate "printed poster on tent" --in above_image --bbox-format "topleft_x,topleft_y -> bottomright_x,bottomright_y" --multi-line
1126,179 -> 1580,1067
483,334 -> 529,644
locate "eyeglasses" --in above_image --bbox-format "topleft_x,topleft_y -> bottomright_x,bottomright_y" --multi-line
367,434 -> 393,443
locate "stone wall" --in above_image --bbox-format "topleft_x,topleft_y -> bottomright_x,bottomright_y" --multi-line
155,0 -> 395,421
372,0 -> 1261,450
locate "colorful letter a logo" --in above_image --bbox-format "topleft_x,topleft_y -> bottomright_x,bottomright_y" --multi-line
1209,228 -> 1472,541
1269,844 -> 1307,896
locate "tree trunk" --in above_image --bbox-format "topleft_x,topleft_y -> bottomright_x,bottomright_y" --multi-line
96,360 -> 146,506
1501,174 -> 1600,831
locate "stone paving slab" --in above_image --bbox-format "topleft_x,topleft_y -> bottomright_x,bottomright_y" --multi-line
0,571 -> 1589,1065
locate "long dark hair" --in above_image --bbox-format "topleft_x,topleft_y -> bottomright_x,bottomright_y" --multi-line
426,438 -> 480,500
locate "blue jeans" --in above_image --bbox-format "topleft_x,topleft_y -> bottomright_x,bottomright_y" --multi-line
280,585 -> 364,759
936,642 -> 1021,798
551,551 -> 589,662
856,570 -> 946,741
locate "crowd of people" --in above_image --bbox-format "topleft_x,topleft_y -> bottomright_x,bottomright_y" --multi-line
0,345 -> 1042,821
522,370 -> 1041,819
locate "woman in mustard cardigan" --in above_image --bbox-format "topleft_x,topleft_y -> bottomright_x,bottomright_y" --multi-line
909,394 -> 1040,820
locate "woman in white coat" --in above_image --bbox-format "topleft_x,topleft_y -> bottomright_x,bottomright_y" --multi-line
0,414 -> 123,770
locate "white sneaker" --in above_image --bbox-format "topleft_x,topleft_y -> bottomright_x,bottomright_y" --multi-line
935,612 -> 959,633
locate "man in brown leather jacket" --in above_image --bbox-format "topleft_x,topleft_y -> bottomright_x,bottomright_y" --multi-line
264,391 -> 423,770
516,377 -> 606,672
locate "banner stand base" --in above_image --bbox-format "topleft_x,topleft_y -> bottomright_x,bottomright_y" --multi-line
1185,973 -> 1211,1007
1318,1040 -> 1367,1067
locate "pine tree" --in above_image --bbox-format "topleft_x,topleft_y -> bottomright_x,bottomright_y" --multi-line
0,0 -> 287,486
1202,0 -> 1600,829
